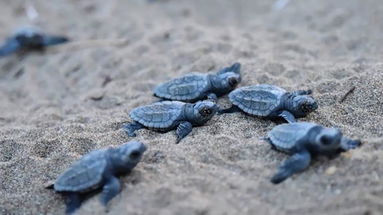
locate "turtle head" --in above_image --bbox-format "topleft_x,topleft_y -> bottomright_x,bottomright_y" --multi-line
213,63 -> 241,93
314,128 -> 342,151
114,141 -> 147,171
192,100 -> 218,124
291,95 -> 318,117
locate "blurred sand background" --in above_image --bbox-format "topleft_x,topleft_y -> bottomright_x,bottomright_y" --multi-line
0,0 -> 382,214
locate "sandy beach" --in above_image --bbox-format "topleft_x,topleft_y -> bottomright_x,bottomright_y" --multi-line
0,0 -> 382,214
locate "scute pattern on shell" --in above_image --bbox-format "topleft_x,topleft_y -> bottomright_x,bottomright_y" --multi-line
268,123 -> 317,152
130,101 -> 184,128
229,85 -> 286,116
54,150 -> 107,192
155,74 -> 209,101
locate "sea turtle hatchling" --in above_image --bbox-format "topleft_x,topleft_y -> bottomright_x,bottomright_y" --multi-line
219,84 -> 318,123
123,100 -> 218,143
154,62 -> 241,102
48,141 -> 147,214
266,122 -> 361,184
0,26 -> 69,57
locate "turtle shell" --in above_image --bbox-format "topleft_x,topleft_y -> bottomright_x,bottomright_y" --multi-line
130,101 -> 184,129
267,122 -> 318,153
14,26 -> 42,37
229,84 -> 287,116
154,74 -> 210,101
54,149 -> 108,192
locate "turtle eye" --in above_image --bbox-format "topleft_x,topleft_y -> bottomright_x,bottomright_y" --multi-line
199,107 -> 212,116
129,150 -> 141,160
320,135 -> 332,145
228,77 -> 238,87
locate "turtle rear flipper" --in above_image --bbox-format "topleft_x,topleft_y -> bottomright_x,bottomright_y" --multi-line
271,150 -> 311,184
44,180 -> 55,189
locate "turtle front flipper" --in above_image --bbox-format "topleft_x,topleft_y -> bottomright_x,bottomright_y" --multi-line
42,35 -> 69,46
100,176 -> 121,207
122,121 -> 145,137
340,137 -> 362,151
229,62 -> 241,75
0,38 -> 20,57
217,62 -> 241,75
292,89 -> 313,96
65,192 -> 82,215
175,121 -> 192,143
271,150 -> 311,184
279,110 -> 297,123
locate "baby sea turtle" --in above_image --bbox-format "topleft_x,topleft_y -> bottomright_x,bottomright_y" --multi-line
123,100 -> 218,143
48,141 -> 147,214
219,84 -> 318,123
154,62 -> 241,102
0,26 -> 69,57
266,122 -> 361,184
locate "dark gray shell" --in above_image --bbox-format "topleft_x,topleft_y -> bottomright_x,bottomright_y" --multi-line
130,101 -> 184,128
267,122 -> 317,152
54,149 -> 107,192
15,26 -> 41,37
229,84 -> 287,116
154,74 -> 210,101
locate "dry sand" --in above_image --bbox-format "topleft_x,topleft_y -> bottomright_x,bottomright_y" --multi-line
0,0 -> 382,214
